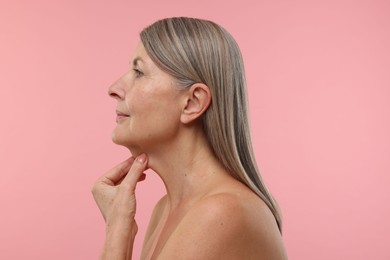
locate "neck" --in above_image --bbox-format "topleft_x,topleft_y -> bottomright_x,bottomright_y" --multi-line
132,126 -> 228,209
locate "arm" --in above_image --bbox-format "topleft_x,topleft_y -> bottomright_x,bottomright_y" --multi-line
140,195 -> 167,258
101,220 -> 137,260
92,154 -> 148,260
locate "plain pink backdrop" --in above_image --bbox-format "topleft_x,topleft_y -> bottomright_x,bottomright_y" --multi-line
1,0 -> 389,259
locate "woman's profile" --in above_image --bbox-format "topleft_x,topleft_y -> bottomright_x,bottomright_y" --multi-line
92,17 -> 287,259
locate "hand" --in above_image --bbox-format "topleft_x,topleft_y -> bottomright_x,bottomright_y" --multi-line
91,154 -> 148,229
92,154 -> 148,259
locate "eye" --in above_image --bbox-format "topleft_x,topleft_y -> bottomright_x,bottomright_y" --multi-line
133,68 -> 144,78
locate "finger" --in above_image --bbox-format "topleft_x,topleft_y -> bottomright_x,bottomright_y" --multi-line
138,173 -> 146,182
117,172 -> 146,185
99,157 -> 135,185
121,153 -> 148,191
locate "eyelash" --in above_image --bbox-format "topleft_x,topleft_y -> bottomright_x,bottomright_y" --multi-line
133,68 -> 143,78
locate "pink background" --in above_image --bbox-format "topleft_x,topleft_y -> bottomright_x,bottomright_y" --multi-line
1,0 -> 389,259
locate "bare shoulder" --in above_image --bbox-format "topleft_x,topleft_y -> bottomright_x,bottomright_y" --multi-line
158,185 -> 287,259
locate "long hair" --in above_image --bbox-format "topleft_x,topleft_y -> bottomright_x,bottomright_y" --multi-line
140,17 -> 282,233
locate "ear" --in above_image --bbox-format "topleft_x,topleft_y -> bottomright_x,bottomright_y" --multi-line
180,83 -> 211,124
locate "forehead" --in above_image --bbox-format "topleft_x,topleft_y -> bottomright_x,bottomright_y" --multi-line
130,42 -> 150,64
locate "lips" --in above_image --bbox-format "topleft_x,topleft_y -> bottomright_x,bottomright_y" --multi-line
116,110 -> 129,123
116,110 -> 129,117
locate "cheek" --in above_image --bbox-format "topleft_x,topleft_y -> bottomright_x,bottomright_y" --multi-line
126,88 -> 145,112
144,104 -> 181,140
123,82 -> 183,137
144,100 -> 180,129
129,86 -> 179,117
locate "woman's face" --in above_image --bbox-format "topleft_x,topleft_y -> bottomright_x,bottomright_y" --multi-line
108,42 -> 184,154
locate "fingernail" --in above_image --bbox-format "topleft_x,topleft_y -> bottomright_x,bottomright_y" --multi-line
137,154 -> 147,164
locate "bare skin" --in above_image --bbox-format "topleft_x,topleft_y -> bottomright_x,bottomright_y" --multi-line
141,172 -> 287,259
92,42 -> 288,259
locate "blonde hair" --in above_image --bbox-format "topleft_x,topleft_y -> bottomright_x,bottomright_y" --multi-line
140,17 -> 282,233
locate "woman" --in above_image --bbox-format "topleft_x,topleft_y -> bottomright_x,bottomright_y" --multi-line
92,17 -> 287,259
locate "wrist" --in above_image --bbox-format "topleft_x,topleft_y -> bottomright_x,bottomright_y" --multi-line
106,219 -> 138,238
101,220 -> 137,260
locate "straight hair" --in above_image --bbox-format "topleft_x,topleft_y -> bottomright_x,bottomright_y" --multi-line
140,17 -> 282,233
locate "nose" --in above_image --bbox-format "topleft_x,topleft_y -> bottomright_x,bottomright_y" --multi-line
108,77 -> 125,100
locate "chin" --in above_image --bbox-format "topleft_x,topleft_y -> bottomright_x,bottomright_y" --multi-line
111,131 -> 124,145
111,133 -> 143,156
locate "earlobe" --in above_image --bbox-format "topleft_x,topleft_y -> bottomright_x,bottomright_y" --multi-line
180,83 -> 211,124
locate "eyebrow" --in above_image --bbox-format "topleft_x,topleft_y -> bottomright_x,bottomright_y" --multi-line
130,57 -> 144,67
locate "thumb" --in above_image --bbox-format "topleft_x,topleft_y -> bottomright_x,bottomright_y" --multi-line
99,157 -> 134,185
121,153 -> 148,191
